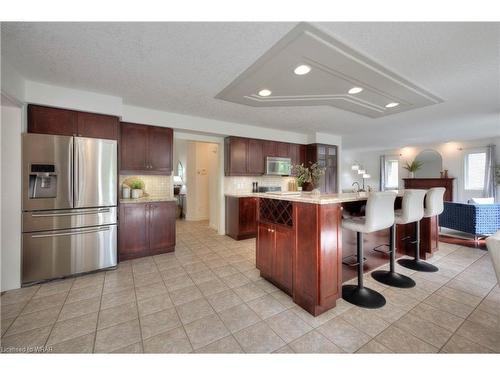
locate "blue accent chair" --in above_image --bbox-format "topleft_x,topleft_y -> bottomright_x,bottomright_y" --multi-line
439,201 -> 500,238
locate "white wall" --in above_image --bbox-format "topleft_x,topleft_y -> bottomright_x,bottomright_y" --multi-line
185,142 -> 219,225
342,137 -> 500,202
1,98 -> 23,291
1,60 -> 25,103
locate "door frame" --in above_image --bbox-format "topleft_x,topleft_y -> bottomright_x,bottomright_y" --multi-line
174,131 -> 225,235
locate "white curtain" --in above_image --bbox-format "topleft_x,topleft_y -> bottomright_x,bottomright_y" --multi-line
484,144 -> 497,201
379,155 -> 386,191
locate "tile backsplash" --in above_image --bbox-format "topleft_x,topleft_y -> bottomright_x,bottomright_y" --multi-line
119,175 -> 173,198
224,176 -> 296,194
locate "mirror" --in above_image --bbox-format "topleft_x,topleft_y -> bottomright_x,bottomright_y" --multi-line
177,161 -> 185,182
414,149 -> 442,178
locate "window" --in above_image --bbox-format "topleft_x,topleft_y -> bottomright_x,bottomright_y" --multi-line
464,151 -> 486,190
384,159 -> 399,189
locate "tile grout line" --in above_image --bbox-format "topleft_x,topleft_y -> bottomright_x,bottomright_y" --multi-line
92,270 -> 111,353
42,278 -> 75,349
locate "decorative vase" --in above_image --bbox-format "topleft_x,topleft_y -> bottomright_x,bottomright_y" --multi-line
440,171 -> 445,178
297,186 -> 303,192
409,172 -> 415,178
302,182 -> 314,192
131,189 -> 143,199
122,186 -> 131,199
311,188 -> 321,195
444,169 -> 449,178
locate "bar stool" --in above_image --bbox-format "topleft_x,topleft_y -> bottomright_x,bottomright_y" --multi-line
371,189 -> 427,288
342,191 -> 397,309
397,187 -> 445,272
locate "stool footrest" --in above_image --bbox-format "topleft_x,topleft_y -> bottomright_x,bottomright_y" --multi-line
342,255 -> 367,267
373,244 -> 391,255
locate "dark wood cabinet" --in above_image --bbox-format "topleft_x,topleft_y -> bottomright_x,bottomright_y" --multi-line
119,201 -> 176,260
403,178 -> 454,202
28,105 -> 77,136
262,140 -> 277,158
148,126 -> 173,173
225,196 -> 257,240
247,138 -> 264,175
273,225 -> 294,294
118,203 -> 149,259
277,142 -> 290,158
224,136 -> 307,176
225,137 -> 249,176
28,104 -> 119,139
306,143 -> 338,193
256,222 -> 274,277
120,122 -> 173,175
256,221 -> 294,294
149,202 -> 176,252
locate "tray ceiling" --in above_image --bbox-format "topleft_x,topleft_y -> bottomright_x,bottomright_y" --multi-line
216,23 -> 443,118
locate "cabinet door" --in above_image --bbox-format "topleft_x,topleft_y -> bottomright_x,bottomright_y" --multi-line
149,201 -> 176,253
120,122 -> 149,172
277,142 -> 290,158
262,140 -> 277,158
247,139 -> 264,175
226,137 -> 248,176
239,197 -> 257,236
77,112 -> 119,140
256,223 -> 274,277
28,105 -> 77,136
274,225 -> 294,293
148,126 -> 173,174
119,203 -> 149,260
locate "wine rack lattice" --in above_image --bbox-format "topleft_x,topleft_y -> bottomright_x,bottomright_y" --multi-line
259,198 -> 293,227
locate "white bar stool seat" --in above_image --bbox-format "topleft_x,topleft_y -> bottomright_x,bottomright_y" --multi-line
342,191 -> 397,309
398,187 -> 444,272
486,230 -> 500,284
372,189 -> 427,288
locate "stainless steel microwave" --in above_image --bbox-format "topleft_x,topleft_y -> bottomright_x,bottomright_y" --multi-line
266,157 -> 292,176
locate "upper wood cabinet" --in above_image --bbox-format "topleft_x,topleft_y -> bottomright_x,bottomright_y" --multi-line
120,122 -> 173,175
28,104 -> 119,140
306,143 -> 338,193
224,136 -> 248,176
224,136 -> 306,176
247,139 -> 264,175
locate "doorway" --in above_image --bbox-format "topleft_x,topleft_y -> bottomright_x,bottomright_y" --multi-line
173,136 -> 221,233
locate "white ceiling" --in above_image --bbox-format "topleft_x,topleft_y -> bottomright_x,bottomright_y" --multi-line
2,22 -> 499,149
216,23 -> 443,118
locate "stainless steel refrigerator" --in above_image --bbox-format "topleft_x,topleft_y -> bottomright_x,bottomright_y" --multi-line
22,133 -> 117,285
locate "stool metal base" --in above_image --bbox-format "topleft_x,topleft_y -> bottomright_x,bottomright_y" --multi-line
371,270 -> 416,288
397,258 -> 439,273
342,285 -> 386,309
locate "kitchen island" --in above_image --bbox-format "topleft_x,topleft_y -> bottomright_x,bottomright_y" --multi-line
254,191 -> 439,316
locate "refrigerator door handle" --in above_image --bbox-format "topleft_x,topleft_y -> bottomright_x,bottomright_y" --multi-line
69,136 -> 74,206
30,226 -> 110,239
74,138 -> 85,207
31,207 -> 111,217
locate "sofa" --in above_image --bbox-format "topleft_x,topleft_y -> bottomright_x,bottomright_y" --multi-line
439,201 -> 500,237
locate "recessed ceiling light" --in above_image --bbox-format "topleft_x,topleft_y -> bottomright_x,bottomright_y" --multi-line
258,89 -> 272,97
385,102 -> 399,108
348,87 -> 363,94
294,65 -> 311,75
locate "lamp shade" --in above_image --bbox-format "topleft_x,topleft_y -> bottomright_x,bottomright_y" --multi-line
173,176 -> 183,185
363,174 -> 371,179
358,169 -> 366,175
351,164 -> 360,171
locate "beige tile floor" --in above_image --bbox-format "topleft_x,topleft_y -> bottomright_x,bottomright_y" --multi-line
1,220 -> 499,354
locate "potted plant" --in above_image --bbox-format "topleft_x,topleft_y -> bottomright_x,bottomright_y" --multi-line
129,179 -> 144,199
403,160 -> 424,178
292,162 -> 325,192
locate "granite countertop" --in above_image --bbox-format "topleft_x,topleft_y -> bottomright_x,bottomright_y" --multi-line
225,190 -> 403,205
120,196 -> 177,204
